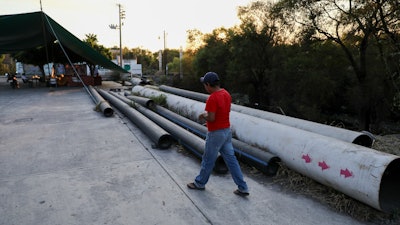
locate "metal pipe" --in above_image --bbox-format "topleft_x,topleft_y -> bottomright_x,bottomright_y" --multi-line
108,91 -> 228,174
133,85 -> 400,212
160,85 -> 208,102
87,86 -> 114,117
124,93 -> 155,108
97,89 -> 172,149
153,104 -> 280,176
159,85 -> 374,147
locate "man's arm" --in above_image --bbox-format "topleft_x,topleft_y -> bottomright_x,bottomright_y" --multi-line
199,112 -> 216,122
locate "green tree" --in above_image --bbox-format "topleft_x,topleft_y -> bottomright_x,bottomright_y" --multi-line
273,0 -> 400,131
167,57 -> 180,75
178,50 -> 196,88
193,28 -> 231,83
83,33 -> 112,76
0,54 -> 14,75
124,47 -> 158,75
186,29 -> 206,51
227,1 -> 281,107
176,29 -> 205,91
275,41 -> 351,122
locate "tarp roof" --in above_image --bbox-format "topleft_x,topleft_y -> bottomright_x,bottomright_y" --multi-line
0,11 -> 127,73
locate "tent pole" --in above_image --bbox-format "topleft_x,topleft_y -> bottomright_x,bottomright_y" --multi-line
40,11 -> 51,81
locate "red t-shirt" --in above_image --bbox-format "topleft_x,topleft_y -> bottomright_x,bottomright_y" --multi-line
205,89 -> 231,131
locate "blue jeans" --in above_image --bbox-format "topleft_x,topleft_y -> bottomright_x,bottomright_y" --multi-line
194,128 -> 249,192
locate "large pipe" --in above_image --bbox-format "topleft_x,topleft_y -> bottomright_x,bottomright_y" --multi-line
108,91 -> 228,174
159,85 -> 374,147
152,104 -> 280,176
133,85 -> 400,212
159,85 -> 208,102
88,85 -> 114,117
97,89 -> 172,149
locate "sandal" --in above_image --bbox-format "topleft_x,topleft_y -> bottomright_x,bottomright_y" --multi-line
187,182 -> 205,190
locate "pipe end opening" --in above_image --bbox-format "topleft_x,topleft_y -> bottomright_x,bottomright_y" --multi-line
265,157 -> 281,176
146,100 -> 155,108
157,134 -> 173,150
353,132 -> 374,147
213,156 -> 228,174
380,158 -> 400,212
103,108 -> 114,117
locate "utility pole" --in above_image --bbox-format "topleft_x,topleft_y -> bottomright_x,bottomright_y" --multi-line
109,4 -> 125,68
179,46 -> 183,79
164,30 -> 167,75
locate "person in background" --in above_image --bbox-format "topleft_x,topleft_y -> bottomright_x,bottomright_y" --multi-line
187,72 -> 249,197
8,73 -> 19,89
21,73 -> 29,82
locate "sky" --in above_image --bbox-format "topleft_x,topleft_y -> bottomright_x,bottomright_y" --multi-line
1,0 -> 256,52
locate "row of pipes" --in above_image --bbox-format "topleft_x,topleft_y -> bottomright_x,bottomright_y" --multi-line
158,85 -> 375,147
96,88 -> 228,173
129,85 -> 400,213
88,84 -> 399,212
95,88 -> 279,175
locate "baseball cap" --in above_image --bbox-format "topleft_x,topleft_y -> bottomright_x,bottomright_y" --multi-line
200,72 -> 220,84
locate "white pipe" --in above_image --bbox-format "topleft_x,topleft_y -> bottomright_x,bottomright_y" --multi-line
159,85 -> 374,147
130,77 -> 142,86
132,85 -> 400,212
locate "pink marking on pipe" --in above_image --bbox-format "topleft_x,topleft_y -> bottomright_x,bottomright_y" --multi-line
302,154 -> 311,163
318,161 -> 329,170
340,169 -> 353,178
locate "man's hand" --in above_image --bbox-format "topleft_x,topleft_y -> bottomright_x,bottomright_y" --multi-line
199,112 -> 215,122
199,112 -> 208,121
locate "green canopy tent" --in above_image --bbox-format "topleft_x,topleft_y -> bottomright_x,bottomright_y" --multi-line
0,11 -> 127,74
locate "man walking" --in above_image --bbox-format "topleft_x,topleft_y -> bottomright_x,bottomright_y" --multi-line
187,72 -> 249,196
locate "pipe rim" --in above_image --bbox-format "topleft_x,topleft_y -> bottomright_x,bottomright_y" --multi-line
265,157 -> 281,176
103,108 -> 114,117
157,134 -> 173,150
353,133 -> 374,147
379,157 -> 400,212
213,156 -> 228,174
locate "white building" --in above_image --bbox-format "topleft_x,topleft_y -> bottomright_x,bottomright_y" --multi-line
113,58 -> 142,76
